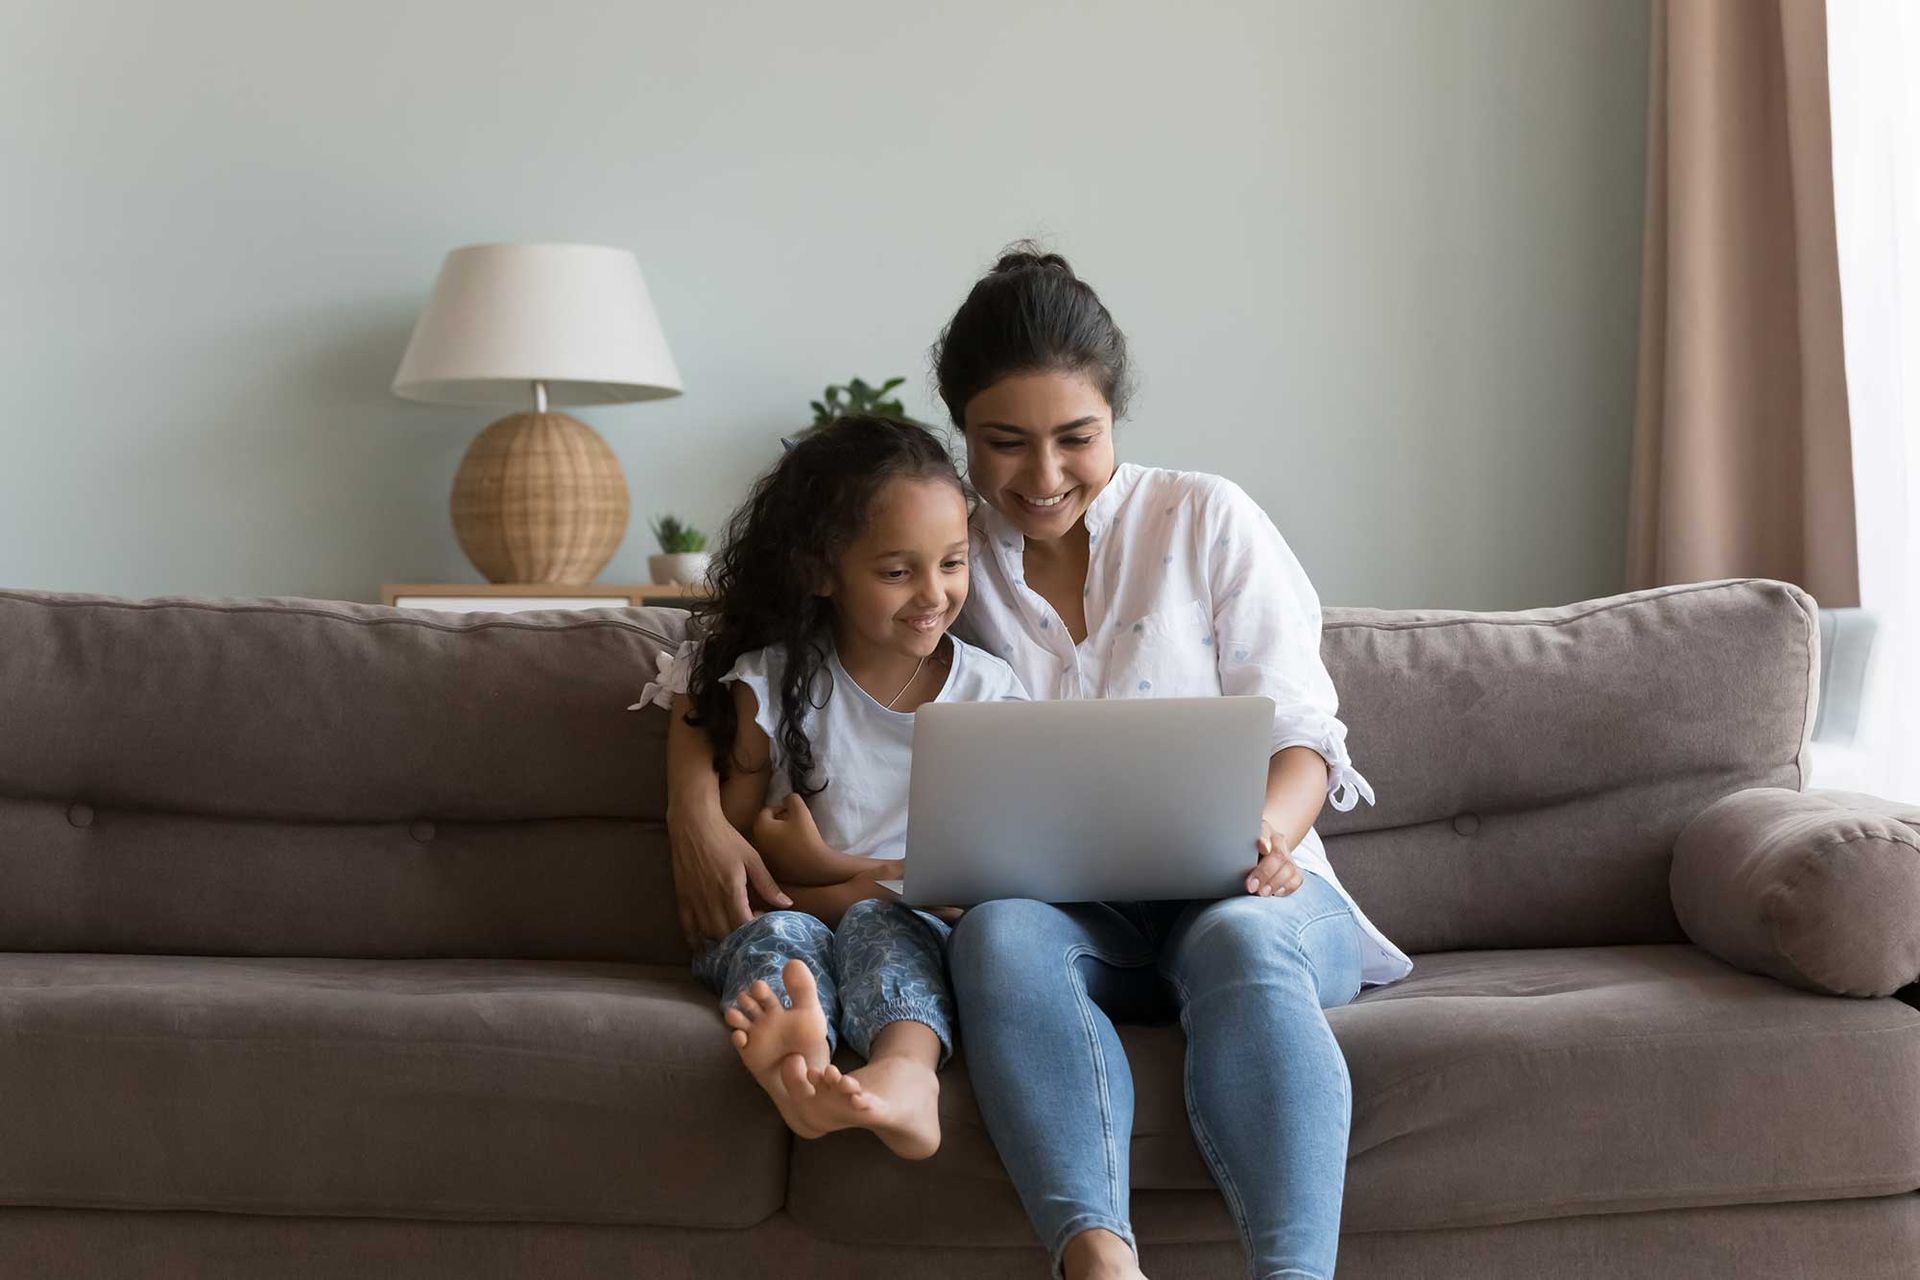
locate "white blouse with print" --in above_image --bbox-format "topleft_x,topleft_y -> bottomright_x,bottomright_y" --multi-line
961,462 -> 1413,986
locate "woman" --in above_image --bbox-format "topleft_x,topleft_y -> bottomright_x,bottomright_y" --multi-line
664,249 -> 1410,1280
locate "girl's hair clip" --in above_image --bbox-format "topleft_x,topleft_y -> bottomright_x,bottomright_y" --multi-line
779,435 -> 800,452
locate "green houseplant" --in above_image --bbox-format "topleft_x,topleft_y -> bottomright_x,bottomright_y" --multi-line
810,377 -> 910,426
647,515 -> 710,586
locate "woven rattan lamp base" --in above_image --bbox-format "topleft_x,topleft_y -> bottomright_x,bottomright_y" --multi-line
449,411 -> 629,584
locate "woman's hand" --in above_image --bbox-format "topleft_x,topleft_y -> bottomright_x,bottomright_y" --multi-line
1246,819 -> 1304,897
667,796 -> 791,947
665,691 -> 791,948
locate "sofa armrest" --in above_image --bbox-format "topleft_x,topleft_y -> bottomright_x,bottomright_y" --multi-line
1672,787 -> 1920,997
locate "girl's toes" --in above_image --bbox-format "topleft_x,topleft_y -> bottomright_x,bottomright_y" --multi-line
749,979 -> 776,1006
729,1029 -> 748,1051
724,1006 -> 752,1032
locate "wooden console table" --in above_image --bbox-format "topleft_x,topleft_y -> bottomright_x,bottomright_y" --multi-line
380,583 -> 708,613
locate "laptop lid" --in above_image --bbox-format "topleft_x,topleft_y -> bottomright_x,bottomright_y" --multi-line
899,696 -> 1274,905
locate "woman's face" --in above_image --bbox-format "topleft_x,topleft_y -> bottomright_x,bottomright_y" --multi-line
962,369 -> 1117,544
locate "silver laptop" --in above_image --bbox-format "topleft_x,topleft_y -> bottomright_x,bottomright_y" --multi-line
888,696 -> 1274,906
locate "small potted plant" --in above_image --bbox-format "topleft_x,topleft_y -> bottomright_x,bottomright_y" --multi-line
648,515 -> 710,586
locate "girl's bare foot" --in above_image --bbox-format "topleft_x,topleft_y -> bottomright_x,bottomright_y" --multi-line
801,1055 -> 943,1160
729,969 -> 943,1154
723,958 -> 834,1137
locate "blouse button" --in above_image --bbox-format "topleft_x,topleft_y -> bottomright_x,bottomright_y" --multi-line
67,802 -> 94,829
410,820 -> 437,844
1451,813 -> 1481,837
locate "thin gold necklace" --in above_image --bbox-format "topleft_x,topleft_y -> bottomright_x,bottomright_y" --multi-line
882,653 -> 930,710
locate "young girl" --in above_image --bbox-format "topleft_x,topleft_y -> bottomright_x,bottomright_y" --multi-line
633,414 -> 1025,1159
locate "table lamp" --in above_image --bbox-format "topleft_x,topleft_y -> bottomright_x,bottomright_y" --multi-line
392,242 -> 683,584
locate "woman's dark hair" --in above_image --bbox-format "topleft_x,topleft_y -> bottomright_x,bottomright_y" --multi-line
931,241 -> 1132,427
685,414 -> 963,794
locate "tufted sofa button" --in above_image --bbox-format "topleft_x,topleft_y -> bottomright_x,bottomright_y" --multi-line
1452,812 -> 1481,836
67,802 -> 94,829
409,820 -> 436,844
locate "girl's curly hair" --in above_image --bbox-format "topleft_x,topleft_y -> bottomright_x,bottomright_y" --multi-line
684,414 -> 964,796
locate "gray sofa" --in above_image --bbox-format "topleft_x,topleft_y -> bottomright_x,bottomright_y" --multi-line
0,578 -> 1915,1278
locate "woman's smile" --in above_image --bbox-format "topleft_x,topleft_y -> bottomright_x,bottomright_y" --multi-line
1015,488 -> 1076,512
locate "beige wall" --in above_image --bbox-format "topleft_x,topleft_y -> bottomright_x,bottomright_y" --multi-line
0,0 -> 1648,608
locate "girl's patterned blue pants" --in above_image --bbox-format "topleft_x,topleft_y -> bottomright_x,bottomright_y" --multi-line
694,897 -> 956,1066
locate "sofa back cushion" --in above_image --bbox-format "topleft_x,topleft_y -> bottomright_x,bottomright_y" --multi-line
1316,578 -> 1816,952
0,578 -> 1816,961
0,591 -> 694,963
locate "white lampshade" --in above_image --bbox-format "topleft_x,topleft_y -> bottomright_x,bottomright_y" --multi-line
392,243 -> 683,407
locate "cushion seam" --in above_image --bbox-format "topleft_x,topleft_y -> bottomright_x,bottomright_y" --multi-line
1323,579 -> 1797,634
0,1187 -> 780,1228
1322,762 -> 1801,844
0,1028 -> 747,1073
0,795 -> 670,829
0,592 -> 682,643
1366,1175 -> 1920,1233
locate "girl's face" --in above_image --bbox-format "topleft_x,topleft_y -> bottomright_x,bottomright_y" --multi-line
962,369 -> 1117,545
822,475 -> 971,662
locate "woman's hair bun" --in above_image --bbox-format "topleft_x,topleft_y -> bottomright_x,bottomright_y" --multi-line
934,238 -> 1130,425
991,241 -> 1074,277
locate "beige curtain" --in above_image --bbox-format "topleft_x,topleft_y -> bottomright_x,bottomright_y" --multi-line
1628,0 -> 1859,606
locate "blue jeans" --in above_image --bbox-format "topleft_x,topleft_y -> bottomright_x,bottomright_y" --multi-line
694,897 -> 957,1065
947,871 -> 1365,1280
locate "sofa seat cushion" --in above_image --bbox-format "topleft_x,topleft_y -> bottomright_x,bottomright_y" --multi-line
788,945 -> 1920,1246
0,954 -> 785,1227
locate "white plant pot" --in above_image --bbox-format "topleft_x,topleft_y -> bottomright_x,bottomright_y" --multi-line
649,552 -> 711,586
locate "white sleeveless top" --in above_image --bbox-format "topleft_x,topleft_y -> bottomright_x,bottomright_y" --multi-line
638,634 -> 1027,859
